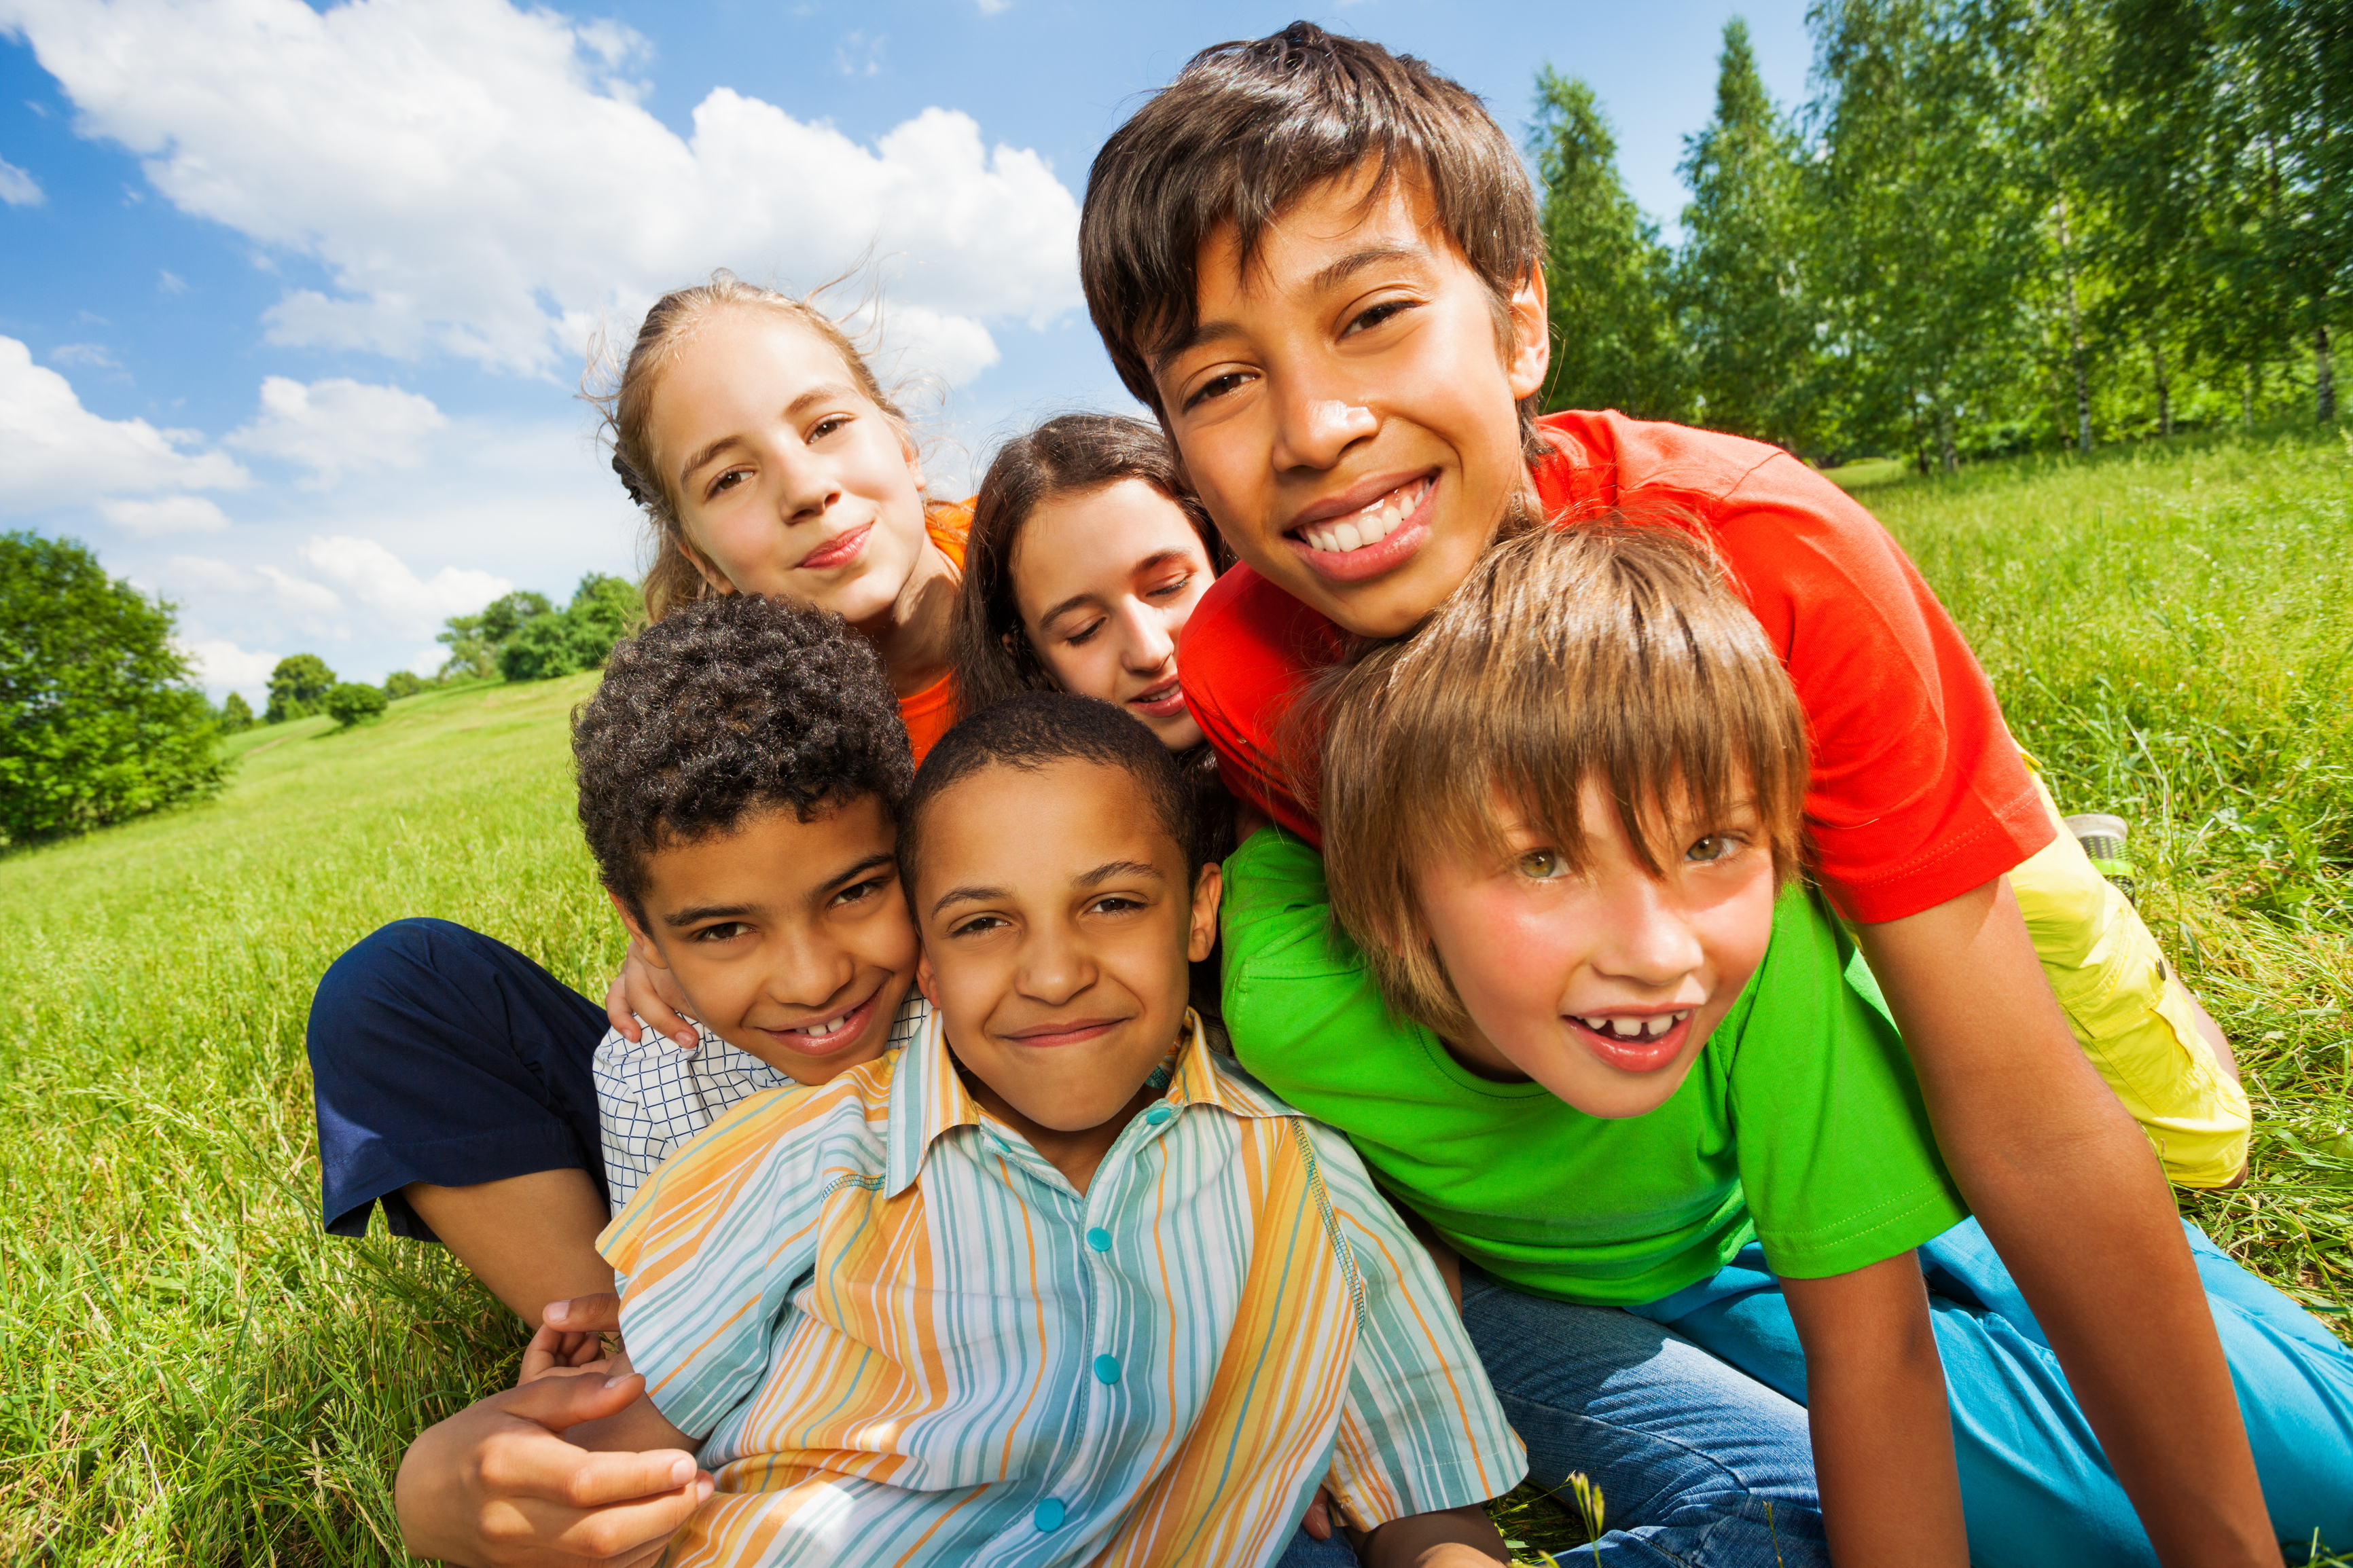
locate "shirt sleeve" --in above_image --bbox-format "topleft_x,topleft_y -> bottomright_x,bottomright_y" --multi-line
1306,1122 -> 1524,1529
598,1083 -> 838,1441
1727,886 -> 1972,1278
1179,569 -> 1344,847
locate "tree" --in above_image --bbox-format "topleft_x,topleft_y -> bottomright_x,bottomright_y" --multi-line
382,670 -> 426,701
217,691 -> 255,733
497,574 -> 645,682
1676,19 -> 1818,448
265,654 -> 338,725
437,589 -> 552,682
1530,69 -> 1691,421
324,682 -> 389,728
0,531 -> 227,846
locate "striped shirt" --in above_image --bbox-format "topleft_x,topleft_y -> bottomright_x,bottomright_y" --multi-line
592,996 -> 931,1213
600,1008 -> 1522,1568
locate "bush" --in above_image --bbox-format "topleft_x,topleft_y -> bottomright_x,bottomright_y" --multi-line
0,530 -> 228,846
437,590 -> 552,682
496,574 -> 646,682
265,654 -> 337,725
323,682 -> 389,729
218,692 -> 255,733
381,670 -> 426,701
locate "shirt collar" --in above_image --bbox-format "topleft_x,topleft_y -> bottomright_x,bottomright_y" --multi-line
883,1010 -> 1298,1198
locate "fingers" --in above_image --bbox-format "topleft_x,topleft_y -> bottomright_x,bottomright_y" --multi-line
604,970 -> 641,1042
545,1293 -> 623,1334
494,1368 -> 647,1437
488,1472 -> 711,1566
1303,1486 -> 1333,1540
620,950 -> 699,1052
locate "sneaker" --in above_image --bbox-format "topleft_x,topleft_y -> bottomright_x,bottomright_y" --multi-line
2065,812 -> 2137,900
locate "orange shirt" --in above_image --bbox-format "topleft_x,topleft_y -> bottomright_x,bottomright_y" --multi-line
898,500 -> 970,765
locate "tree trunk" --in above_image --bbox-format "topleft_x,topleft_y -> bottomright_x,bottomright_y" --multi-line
2318,322 -> 2337,424
2150,335 -> 2173,439
2244,359 -> 2257,427
2055,198 -> 2092,453
1937,406 -> 1959,474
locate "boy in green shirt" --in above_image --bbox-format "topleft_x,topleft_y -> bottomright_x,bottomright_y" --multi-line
1222,525 -> 2353,1567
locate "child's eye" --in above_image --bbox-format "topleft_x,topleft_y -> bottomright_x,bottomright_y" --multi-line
1145,573 -> 1193,602
1342,298 -> 1416,338
693,921 -> 754,943
1685,834 -> 1742,864
830,875 -> 888,909
950,913 -> 1007,938
707,466 -> 751,500
808,414 -> 852,442
1086,894 -> 1145,916
1515,849 -> 1569,881
1062,618 -> 1105,648
1181,369 -> 1253,412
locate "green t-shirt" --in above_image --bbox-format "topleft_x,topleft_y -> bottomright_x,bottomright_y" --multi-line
1221,831 -> 1969,1307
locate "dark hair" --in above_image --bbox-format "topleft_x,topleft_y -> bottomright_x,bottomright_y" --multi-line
573,594 -> 915,921
1081,21 -> 1545,462
951,412 -> 1227,714
899,691 -> 1199,908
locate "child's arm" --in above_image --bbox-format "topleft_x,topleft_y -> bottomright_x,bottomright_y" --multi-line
1355,1505 -> 1509,1567
1780,1251 -> 1964,1567
1858,881 -> 2275,1562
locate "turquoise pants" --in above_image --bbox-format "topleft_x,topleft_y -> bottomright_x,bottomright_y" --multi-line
1636,1218 -> 2353,1566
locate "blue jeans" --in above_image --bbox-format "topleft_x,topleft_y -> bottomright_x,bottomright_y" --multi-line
1273,1525 -> 1359,1565
1460,1266 -> 1829,1568
1640,1218 -> 2353,1565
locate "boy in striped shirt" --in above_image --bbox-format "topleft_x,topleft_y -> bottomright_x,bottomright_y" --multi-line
543,646 -> 1523,1563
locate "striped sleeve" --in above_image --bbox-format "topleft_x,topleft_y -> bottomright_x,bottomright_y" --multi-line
1308,1122 -> 1526,1529
598,1076 -> 872,1442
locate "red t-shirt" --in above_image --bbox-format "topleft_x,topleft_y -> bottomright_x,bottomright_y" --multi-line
899,501 -> 972,766
1179,410 -> 2051,924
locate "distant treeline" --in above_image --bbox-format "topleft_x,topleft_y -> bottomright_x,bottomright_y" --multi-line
1535,0 -> 2348,468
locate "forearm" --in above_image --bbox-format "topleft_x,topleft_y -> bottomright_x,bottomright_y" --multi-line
1356,1503 -> 1509,1568
1859,879 -> 2275,1565
563,1354 -> 696,1455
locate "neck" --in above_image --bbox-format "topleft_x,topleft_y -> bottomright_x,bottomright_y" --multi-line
863,532 -> 960,699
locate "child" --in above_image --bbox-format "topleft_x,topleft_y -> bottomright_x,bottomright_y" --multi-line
1078,24 -> 2267,1557
308,275 -> 967,1329
1221,526 -> 2353,1565
551,691 -> 1525,1567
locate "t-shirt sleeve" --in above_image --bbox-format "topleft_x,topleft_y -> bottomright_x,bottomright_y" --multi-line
1179,569 -> 1344,847
1309,1123 -> 1524,1528
1727,886 -> 1971,1277
598,1085 -> 833,1440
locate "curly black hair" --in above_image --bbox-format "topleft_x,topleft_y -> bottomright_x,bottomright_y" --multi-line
573,594 -> 914,920
899,691 -> 1197,908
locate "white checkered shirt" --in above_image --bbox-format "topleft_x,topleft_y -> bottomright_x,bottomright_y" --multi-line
592,992 -> 931,1214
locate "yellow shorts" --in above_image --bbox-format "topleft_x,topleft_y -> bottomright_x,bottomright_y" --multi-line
2009,760 -> 2250,1187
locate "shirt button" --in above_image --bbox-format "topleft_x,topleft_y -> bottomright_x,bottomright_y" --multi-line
1144,1104 -> 1174,1127
1085,1226 -> 1113,1253
1093,1353 -> 1121,1385
1033,1498 -> 1066,1532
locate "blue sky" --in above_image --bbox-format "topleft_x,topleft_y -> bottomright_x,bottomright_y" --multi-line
0,0 -> 1811,700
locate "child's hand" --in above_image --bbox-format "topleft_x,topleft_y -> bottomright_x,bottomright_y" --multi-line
520,1292 -> 624,1386
605,937 -> 699,1051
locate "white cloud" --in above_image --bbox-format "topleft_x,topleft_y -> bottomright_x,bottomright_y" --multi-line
298,534 -> 509,630
96,494 -> 231,536
0,335 -> 248,511
834,30 -> 885,77
158,269 -> 187,294
49,342 -> 120,368
974,0 -> 1011,14
0,154 -> 40,205
227,376 -> 448,488
3,0 -> 1081,384
177,635 -> 281,696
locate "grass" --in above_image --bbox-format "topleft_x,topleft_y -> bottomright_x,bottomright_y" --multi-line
0,422 -> 2347,1563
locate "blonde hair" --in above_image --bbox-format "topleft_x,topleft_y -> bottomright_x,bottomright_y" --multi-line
587,270 -> 916,623
1309,523 -> 1810,1040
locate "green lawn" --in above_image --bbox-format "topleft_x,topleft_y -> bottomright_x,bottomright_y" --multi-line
1,422 -> 2348,1563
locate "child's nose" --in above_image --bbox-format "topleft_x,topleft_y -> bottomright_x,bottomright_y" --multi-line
1272,393 -> 1377,473
1592,881 -> 1706,988
1119,606 -> 1175,672
1018,927 -> 1097,1006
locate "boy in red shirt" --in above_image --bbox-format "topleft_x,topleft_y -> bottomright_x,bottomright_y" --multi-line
1079,22 -> 2278,1565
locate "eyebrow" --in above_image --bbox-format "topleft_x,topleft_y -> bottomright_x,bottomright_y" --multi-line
1032,549 -> 1194,630
816,851 -> 898,898
675,381 -> 862,490
927,858 -> 1166,918
663,899 -> 758,929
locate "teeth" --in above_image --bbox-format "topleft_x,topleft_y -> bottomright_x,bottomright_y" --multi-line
1299,479 -> 1428,555
796,1011 -> 849,1038
1575,1011 -> 1691,1042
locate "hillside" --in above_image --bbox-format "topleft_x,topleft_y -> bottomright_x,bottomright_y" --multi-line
1,422 -> 2347,1561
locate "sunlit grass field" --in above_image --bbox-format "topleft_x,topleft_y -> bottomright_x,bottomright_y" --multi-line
1,422 -> 2347,1563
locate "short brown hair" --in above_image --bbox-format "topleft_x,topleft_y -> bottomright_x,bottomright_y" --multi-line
586,270 -> 916,624
1079,22 -> 1545,460
951,413 -> 1227,714
1310,524 -> 1810,1039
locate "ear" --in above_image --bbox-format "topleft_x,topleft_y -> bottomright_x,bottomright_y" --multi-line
1187,861 -> 1224,964
897,425 -> 927,496
1505,261 -> 1551,403
914,943 -> 939,1008
673,531 -> 736,598
607,888 -> 673,971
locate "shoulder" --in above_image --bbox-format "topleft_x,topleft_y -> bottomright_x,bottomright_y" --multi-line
924,497 -> 973,566
1183,565 -> 1349,703
1537,409 -> 1828,515
649,1051 -> 894,1193
1221,830 -> 1345,961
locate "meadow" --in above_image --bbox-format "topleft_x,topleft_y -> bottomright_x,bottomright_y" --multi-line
0,421 -> 2347,1564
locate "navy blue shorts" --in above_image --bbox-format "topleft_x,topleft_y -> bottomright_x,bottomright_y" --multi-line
307,919 -> 609,1240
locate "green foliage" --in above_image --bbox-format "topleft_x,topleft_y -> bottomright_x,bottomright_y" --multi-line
323,682 -> 389,729
1528,68 -> 1690,422
264,654 -> 337,725
380,670 -> 426,701
496,574 -> 645,683
0,530 -> 228,848
217,691 -> 255,733
436,589 -> 553,682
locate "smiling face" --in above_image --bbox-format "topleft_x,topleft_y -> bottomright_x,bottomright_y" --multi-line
616,792 -> 918,1083
1151,164 -> 1550,640
646,307 -> 934,634
1010,479 -> 1217,751
912,757 -> 1219,1186
1412,776 -> 1778,1120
